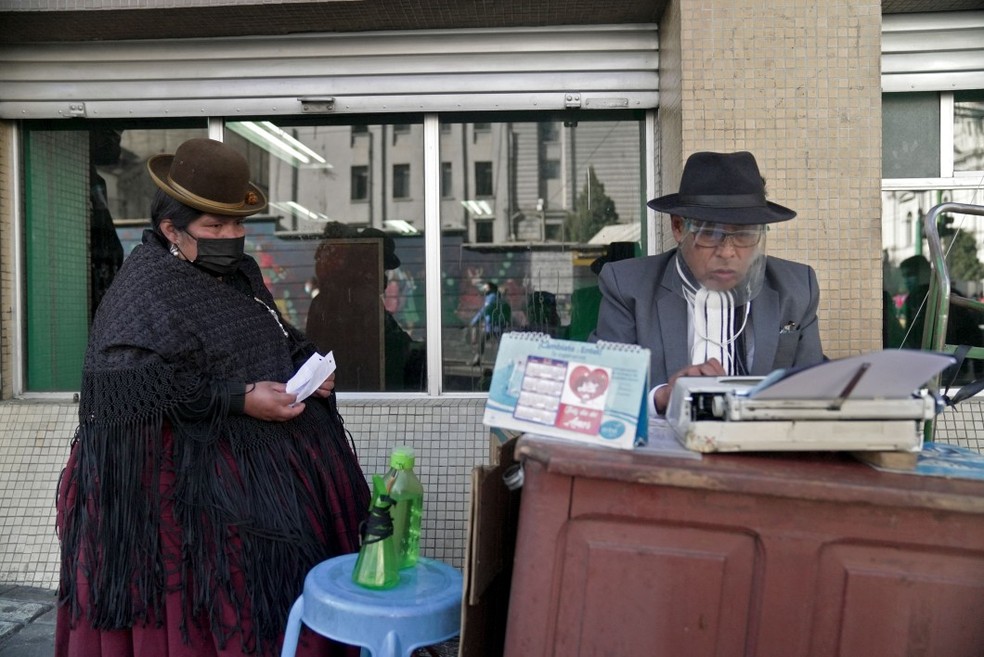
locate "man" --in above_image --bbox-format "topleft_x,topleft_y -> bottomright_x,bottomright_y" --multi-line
593,151 -> 824,414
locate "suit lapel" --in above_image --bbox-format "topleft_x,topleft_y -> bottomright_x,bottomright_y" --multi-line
750,284 -> 780,374
657,260 -> 690,377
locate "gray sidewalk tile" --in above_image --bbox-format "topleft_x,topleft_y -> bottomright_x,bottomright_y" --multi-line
0,620 -> 55,657
0,601 -> 49,625
0,590 -> 56,606
0,588 -> 56,657
0,622 -> 22,644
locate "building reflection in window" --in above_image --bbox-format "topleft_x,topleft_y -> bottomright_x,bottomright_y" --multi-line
21,117 -> 644,394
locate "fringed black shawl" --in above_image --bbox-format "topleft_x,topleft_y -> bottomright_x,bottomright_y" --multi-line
58,231 -> 370,654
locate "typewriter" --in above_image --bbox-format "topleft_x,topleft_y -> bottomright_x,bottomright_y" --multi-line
664,351 -> 953,453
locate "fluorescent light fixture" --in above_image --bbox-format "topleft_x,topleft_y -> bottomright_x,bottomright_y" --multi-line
461,200 -> 493,217
383,219 -> 420,235
269,200 -> 331,221
227,121 -> 333,169
259,121 -> 327,165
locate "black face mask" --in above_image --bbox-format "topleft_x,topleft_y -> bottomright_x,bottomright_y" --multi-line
185,233 -> 245,277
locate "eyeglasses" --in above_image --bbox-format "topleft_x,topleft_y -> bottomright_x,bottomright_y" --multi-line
685,220 -> 766,248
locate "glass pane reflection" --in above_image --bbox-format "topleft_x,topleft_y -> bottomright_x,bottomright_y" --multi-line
954,92 -> 984,173
881,188 -> 984,383
224,121 -> 427,392
439,119 -> 644,392
23,125 -> 208,390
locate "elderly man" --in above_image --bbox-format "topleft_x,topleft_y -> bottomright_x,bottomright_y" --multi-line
593,151 -> 824,414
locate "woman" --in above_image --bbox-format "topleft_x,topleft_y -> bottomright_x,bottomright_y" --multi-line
56,138 -> 370,656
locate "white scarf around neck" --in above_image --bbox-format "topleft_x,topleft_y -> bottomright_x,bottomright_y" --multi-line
675,257 -> 750,375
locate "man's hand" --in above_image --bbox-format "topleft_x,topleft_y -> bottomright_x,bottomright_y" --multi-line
654,358 -> 727,414
244,381 -> 306,421
312,372 -> 336,398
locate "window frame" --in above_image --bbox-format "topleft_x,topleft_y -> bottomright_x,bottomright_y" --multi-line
12,110 -> 657,398
882,91 -> 984,353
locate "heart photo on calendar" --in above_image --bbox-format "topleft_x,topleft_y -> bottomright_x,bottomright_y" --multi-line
569,366 -> 610,403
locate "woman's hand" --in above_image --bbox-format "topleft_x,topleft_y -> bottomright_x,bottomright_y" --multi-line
243,381 -> 305,421
312,372 -> 336,398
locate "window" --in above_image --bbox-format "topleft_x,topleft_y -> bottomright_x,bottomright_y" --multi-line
544,221 -> 565,242
393,164 -> 411,199
351,124 -> 369,146
883,93 -> 940,179
441,162 -> 453,198
19,114 -> 647,396
475,220 -> 493,243
881,91 -> 984,355
474,161 -> 493,197
472,122 -> 491,144
351,165 -> 368,201
955,91 -> 984,172
440,118 -> 645,391
22,124 -> 210,391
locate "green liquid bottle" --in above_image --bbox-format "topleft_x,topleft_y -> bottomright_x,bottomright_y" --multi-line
352,475 -> 399,589
386,446 -> 424,569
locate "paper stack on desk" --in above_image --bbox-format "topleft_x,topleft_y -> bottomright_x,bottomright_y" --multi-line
666,350 -> 956,453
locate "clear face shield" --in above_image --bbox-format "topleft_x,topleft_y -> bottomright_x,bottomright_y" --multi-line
676,219 -> 768,304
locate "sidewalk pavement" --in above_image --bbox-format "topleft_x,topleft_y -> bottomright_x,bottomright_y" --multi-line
0,585 -> 56,657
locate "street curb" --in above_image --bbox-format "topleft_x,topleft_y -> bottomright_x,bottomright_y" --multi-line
0,586 -> 57,655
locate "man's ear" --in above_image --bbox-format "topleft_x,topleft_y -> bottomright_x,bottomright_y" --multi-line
670,215 -> 686,243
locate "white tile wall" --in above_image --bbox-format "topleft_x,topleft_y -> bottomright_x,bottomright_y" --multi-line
2,395 -> 981,590
0,397 -> 489,589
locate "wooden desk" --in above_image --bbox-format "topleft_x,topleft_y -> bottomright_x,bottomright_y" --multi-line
504,437 -> 984,657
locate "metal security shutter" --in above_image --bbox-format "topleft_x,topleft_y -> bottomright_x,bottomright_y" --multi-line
882,11 -> 984,92
0,25 -> 659,119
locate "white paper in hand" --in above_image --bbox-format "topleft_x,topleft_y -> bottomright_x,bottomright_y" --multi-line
286,351 -> 336,405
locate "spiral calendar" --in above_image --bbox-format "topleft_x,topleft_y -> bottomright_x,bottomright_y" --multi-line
483,332 -> 650,450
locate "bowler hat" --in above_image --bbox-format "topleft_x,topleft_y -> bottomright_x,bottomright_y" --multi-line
147,138 -> 267,216
647,151 -> 795,225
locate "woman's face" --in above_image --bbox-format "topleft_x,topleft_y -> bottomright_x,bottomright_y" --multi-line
163,213 -> 246,262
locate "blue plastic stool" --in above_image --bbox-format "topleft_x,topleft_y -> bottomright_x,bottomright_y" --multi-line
280,554 -> 463,657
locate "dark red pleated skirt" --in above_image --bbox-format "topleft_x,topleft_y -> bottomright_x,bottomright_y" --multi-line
55,425 -> 362,657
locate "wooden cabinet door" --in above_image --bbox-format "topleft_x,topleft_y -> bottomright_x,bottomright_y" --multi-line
552,518 -> 757,657
810,544 -> 984,657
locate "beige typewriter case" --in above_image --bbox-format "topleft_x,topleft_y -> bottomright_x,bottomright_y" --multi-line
665,376 -> 935,453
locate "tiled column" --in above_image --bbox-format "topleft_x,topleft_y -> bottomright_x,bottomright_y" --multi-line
660,0 -> 883,358
0,121 -> 13,399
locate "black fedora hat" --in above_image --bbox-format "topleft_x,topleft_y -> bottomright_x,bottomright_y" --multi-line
647,151 -> 795,225
147,138 -> 267,216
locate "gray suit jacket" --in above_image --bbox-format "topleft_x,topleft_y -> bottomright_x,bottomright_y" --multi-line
593,249 -> 824,386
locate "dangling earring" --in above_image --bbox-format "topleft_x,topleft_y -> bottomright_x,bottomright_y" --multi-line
169,242 -> 181,258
